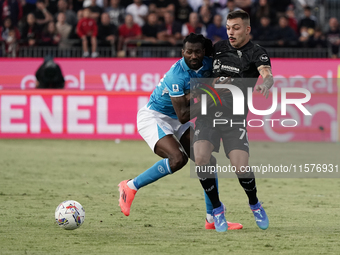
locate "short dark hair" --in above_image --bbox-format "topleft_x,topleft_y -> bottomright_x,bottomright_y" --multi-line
227,10 -> 250,24
182,33 -> 206,49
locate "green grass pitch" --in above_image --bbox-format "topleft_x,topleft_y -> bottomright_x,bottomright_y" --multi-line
0,139 -> 339,255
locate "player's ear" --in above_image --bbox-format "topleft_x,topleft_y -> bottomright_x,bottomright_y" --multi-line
246,26 -> 251,35
181,48 -> 184,57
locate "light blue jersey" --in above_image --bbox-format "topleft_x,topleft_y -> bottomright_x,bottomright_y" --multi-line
147,56 -> 213,119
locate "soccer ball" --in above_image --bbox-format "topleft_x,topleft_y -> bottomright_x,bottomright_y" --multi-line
55,200 -> 85,230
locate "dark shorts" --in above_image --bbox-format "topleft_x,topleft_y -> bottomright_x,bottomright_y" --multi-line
193,117 -> 249,158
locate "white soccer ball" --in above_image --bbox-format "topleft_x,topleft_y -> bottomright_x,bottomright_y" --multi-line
55,200 -> 85,230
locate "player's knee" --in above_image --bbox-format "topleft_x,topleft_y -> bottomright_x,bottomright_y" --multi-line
195,154 -> 210,166
169,152 -> 188,172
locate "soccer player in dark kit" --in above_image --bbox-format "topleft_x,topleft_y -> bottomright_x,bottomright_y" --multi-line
193,10 -> 274,231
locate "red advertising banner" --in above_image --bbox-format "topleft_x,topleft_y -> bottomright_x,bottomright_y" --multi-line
0,58 -> 338,141
0,90 -> 149,139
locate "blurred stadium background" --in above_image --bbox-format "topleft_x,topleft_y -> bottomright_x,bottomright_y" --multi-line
0,0 -> 340,58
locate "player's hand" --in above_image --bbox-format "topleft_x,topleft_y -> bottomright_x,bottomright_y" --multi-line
256,84 -> 270,99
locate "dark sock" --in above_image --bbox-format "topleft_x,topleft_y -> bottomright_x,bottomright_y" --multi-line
197,164 -> 221,209
237,170 -> 258,205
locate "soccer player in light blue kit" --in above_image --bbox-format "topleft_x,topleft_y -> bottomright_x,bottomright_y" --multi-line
118,33 -> 242,232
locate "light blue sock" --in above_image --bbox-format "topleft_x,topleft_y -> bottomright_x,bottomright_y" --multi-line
204,173 -> 219,215
133,159 -> 172,189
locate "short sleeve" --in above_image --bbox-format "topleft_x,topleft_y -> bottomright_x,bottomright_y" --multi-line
164,75 -> 185,97
253,45 -> 271,68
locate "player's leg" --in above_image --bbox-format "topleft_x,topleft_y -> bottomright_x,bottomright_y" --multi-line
194,139 -> 227,232
179,124 -> 220,222
224,128 -> 269,230
178,125 -> 242,230
119,107 -> 188,216
81,36 -> 89,57
119,135 -> 187,216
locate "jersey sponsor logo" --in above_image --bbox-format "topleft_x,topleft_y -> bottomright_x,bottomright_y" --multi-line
221,65 -> 240,73
194,129 -> 200,136
260,54 -> 269,62
172,84 -> 179,92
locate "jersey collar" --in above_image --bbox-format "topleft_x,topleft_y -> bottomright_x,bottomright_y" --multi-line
229,40 -> 253,51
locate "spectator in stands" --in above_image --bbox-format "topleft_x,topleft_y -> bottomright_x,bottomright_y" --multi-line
326,17 -> 340,58
34,0 -> 53,29
55,0 -> 77,27
174,0 -> 193,25
251,0 -> 276,29
35,56 -> 65,89
182,12 -> 206,37
56,12 -> 72,49
157,11 -> 182,45
76,7 -> 99,57
286,4 -> 298,34
40,20 -> 60,46
38,21 -> 60,46
0,0 -> 23,27
298,26 -> 309,47
142,12 -> 159,44
206,14 -> 227,44
149,0 -> 175,18
126,0 -> 148,27
308,27 -> 327,48
88,0 -> 103,23
98,12 -> 118,46
0,16 -> 20,56
20,12 -> 40,46
294,0 -> 316,20
117,13 -> 141,54
199,5 -> 213,27
274,15 -> 298,47
219,0 -> 240,27
252,16 -> 275,45
105,0 -> 125,27
298,6 -> 316,34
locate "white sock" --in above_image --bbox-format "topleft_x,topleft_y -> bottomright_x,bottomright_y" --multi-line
127,179 -> 138,191
206,213 -> 214,223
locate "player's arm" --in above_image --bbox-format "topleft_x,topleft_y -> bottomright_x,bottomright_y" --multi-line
171,95 -> 202,124
256,65 -> 274,99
